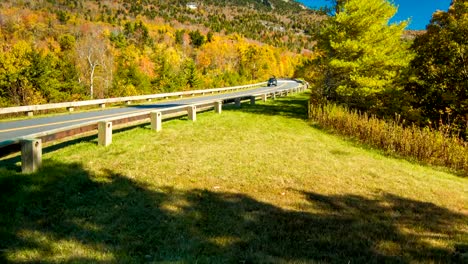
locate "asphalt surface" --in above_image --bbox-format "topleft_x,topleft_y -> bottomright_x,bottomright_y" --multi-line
0,80 -> 302,144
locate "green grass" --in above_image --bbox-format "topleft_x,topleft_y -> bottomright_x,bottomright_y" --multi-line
0,93 -> 467,263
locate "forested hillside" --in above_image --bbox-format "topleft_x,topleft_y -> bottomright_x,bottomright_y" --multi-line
2,0 -> 323,50
0,0 -> 322,106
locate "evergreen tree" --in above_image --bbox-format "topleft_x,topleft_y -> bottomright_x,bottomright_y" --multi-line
315,0 -> 412,111
189,30 -> 206,48
184,60 -> 202,89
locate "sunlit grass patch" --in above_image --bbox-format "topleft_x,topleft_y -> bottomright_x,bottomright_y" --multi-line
8,230 -> 114,263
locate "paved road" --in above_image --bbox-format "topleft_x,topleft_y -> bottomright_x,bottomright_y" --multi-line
0,80 -> 302,144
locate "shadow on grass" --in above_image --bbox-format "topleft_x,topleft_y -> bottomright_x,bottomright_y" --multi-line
1,161 -> 466,263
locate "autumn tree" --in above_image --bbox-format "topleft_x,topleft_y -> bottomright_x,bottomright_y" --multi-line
124,21 -> 151,48
0,41 -> 44,106
151,44 -> 185,93
409,0 -> 468,134
76,28 -> 113,99
0,40 -> 79,106
315,0 -> 412,112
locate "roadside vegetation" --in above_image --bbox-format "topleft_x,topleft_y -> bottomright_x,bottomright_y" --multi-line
1,93 -> 466,262
309,102 -> 468,175
301,0 -> 468,139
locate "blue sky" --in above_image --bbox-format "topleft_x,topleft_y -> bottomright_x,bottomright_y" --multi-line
298,0 -> 452,30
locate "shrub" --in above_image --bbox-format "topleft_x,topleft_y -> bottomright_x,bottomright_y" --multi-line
309,102 -> 468,175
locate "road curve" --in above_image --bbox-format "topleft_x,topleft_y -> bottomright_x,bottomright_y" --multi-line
0,80 -> 302,144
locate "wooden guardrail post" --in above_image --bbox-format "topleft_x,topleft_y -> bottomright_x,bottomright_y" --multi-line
262,94 -> 267,102
98,121 -> 112,146
151,111 -> 162,132
272,92 -> 276,100
27,111 -> 34,117
187,105 -> 197,121
250,96 -> 256,105
21,139 -> 42,173
214,101 -> 222,114
235,98 -> 241,107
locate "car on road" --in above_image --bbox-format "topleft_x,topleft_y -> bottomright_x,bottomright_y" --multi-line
267,77 -> 277,86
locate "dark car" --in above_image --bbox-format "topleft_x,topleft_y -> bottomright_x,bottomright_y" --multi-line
267,77 -> 277,86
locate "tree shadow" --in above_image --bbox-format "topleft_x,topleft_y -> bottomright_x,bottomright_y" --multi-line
0,162 -> 466,263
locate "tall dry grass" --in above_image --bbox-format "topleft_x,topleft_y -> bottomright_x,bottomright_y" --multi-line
309,102 -> 468,175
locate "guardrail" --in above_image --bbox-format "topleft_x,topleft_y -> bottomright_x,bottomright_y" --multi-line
1,83 -> 307,173
0,82 -> 267,116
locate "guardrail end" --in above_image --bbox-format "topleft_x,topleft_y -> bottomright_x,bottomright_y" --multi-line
151,111 -> 162,132
98,121 -> 112,146
215,101 -> 222,114
187,105 -> 197,121
21,139 -> 42,173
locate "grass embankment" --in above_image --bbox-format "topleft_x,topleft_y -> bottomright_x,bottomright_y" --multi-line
0,93 -> 467,263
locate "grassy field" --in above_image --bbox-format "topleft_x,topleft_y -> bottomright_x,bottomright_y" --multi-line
0,92 -> 467,263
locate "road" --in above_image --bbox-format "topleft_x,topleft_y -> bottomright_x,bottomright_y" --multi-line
0,80 -> 302,144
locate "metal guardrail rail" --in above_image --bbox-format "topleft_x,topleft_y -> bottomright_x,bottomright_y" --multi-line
0,82 -> 267,116
1,82 -> 307,173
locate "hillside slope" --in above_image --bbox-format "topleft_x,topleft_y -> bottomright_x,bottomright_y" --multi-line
0,92 -> 466,262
